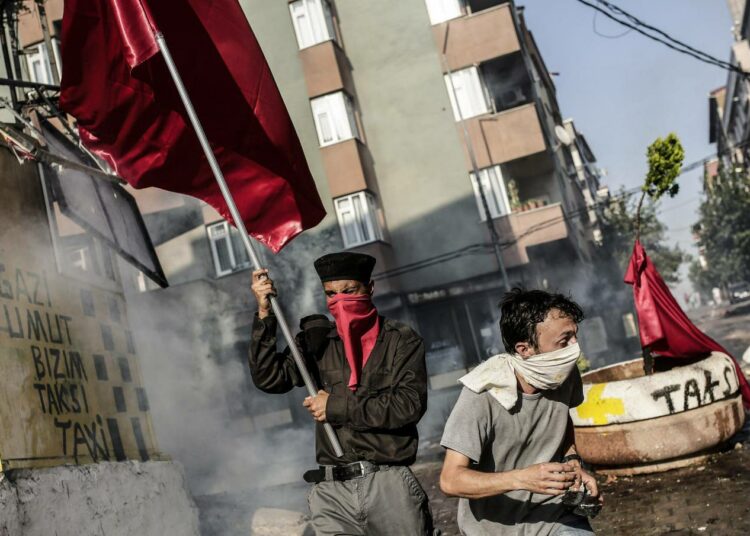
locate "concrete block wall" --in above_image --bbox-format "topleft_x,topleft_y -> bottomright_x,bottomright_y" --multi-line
0,461 -> 199,536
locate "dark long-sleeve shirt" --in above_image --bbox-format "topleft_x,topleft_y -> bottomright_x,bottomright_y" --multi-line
248,313 -> 428,466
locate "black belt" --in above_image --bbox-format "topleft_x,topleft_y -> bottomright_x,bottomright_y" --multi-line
303,461 -> 380,483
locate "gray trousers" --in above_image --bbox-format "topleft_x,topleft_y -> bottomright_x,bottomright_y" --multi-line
307,465 -> 435,536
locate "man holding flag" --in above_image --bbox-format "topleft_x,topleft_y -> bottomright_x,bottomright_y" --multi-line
249,252 -> 435,535
58,1 -> 437,533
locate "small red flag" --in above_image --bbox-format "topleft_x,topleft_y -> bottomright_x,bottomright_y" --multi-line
60,0 -> 325,252
625,240 -> 750,408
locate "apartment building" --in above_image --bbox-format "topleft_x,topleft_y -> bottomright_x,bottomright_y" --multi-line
728,0 -> 747,39
14,1 -> 629,451
253,0 -> 609,397
709,1 -> 750,169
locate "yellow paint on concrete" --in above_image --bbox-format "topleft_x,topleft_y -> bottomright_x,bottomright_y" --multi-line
576,383 -> 625,425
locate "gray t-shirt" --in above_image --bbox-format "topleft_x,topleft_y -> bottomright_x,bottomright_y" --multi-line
440,370 -> 584,536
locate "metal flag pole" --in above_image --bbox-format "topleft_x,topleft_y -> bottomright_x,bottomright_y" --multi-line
154,32 -> 344,458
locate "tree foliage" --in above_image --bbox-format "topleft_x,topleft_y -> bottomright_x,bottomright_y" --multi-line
596,134 -> 686,284
598,190 -> 686,284
689,170 -> 750,292
643,133 -> 684,200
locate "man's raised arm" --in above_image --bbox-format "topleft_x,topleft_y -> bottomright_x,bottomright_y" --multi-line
248,269 -> 303,393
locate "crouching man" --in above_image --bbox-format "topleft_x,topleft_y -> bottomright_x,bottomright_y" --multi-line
440,288 -> 601,535
249,252 -> 435,535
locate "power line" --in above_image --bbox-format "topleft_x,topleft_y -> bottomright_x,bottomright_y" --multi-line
574,0 -> 749,78
592,2 -> 632,39
373,186 -> 641,281
600,0 -> 732,68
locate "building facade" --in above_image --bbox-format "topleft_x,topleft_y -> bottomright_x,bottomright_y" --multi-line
709,1 -> 750,170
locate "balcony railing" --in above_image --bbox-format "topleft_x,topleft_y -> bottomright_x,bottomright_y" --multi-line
460,103 -> 547,169
319,139 -> 376,198
299,40 -> 355,98
434,3 -> 520,72
496,203 -> 569,267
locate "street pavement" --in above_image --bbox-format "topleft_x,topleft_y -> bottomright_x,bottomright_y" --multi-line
416,442 -> 750,536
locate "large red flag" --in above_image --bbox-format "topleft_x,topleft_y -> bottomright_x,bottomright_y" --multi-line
624,240 -> 750,408
60,0 -> 325,252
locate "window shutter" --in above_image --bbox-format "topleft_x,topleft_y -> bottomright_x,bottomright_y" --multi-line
445,66 -> 488,121
470,165 -> 510,221
207,223 -> 236,276
290,0 -> 335,49
290,1 -> 313,49
334,192 -> 384,248
310,92 -> 357,146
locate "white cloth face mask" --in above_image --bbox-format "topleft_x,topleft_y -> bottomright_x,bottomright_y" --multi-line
507,342 -> 581,390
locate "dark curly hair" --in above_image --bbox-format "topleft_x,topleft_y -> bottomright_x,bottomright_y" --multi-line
499,287 -> 584,353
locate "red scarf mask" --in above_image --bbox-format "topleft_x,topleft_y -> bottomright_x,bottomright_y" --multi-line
327,294 -> 380,391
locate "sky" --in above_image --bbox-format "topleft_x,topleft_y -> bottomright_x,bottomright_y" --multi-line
521,0 -> 735,301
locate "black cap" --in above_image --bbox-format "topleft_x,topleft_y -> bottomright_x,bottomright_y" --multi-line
314,252 -> 376,283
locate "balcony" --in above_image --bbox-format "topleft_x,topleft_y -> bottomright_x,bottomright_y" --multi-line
319,138 -> 377,198
299,40 -> 355,98
460,103 -> 547,169
434,3 -> 520,72
496,203 -> 569,267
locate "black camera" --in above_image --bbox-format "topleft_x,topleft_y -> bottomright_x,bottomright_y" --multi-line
562,483 -> 602,518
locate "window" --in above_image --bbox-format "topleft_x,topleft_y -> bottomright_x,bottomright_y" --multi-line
479,53 -> 533,113
38,120 -> 166,290
206,221 -> 251,277
289,0 -> 337,49
470,165 -> 510,220
67,245 -> 90,272
424,0 -> 464,25
334,191 -> 383,248
25,40 -> 61,84
444,66 -> 490,121
310,92 -> 359,146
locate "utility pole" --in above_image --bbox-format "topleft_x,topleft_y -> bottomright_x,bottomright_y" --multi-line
441,22 -> 510,291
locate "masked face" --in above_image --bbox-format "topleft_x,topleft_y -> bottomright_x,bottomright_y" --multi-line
326,293 -> 376,322
325,292 -> 380,392
508,343 -> 581,390
511,308 -> 580,390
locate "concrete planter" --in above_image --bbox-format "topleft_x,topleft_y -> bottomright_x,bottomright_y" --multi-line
572,352 -> 745,473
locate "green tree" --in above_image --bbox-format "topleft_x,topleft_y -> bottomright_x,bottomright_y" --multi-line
689,169 -> 750,292
594,130 -> 686,285
643,133 -> 684,200
598,190 -> 686,284
636,133 -> 684,238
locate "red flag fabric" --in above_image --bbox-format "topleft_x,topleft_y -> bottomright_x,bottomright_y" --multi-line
60,0 -> 325,252
625,240 -> 750,408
